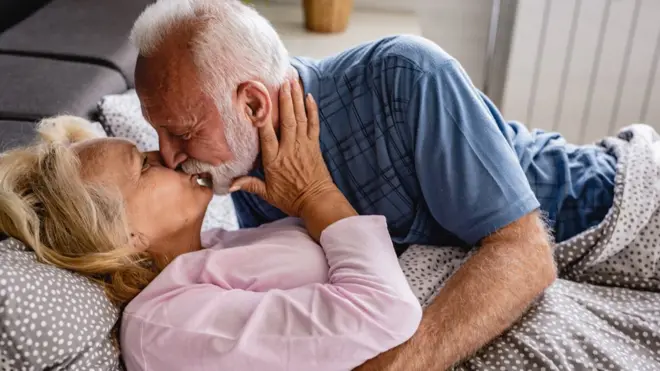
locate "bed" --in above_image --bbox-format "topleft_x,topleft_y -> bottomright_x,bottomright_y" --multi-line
1,91 -> 659,370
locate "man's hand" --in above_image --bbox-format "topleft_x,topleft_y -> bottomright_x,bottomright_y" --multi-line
355,211 -> 557,371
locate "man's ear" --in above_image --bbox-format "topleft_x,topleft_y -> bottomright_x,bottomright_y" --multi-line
236,80 -> 272,128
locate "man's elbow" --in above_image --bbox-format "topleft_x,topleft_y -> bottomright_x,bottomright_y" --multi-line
487,211 -> 558,297
520,211 -> 558,290
529,239 -> 557,295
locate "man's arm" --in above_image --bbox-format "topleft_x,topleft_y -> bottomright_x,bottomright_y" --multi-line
355,211 -> 556,371
353,37 -> 556,369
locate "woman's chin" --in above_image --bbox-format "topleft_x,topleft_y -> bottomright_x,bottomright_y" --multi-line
199,189 -> 214,210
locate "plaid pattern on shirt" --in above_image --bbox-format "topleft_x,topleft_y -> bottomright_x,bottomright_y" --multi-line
233,51 -> 446,245
232,36 -> 616,245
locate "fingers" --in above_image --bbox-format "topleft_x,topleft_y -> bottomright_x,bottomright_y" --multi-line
291,80 -> 308,138
278,80 -> 296,152
306,94 -> 320,140
229,176 -> 268,199
258,117 -> 279,164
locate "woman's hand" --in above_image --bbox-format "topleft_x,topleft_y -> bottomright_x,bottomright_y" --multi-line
231,80 -> 338,218
231,80 -> 357,240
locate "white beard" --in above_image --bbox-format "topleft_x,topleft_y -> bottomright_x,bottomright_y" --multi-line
182,108 -> 259,195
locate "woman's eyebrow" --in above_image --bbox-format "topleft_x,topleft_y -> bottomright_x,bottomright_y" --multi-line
127,146 -> 144,182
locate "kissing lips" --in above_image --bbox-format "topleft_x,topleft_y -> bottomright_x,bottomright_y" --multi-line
192,173 -> 213,188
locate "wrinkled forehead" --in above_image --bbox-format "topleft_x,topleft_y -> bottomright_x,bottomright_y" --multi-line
135,55 -> 210,127
73,138 -> 138,183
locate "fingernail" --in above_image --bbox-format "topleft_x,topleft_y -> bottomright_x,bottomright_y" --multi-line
229,186 -> 240,193
283,80 -> 290,93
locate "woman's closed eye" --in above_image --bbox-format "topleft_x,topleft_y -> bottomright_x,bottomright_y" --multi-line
141,151 -> 167,171
141,154 -> 151,172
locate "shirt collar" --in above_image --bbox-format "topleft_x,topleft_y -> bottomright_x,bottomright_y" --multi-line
290,57 -> 320,104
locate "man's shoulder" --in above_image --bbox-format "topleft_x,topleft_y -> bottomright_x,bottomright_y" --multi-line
297,35 -> 456,80
370,35 -> 456,72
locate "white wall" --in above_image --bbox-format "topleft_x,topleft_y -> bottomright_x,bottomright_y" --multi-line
263,0 -> 660,143
252,2 -> 420,60
264,0 -> 415,12
417,0 -> 493,91
502,0 -> 660,143
266,0 -> 511,96
417,0 -> 518,105
266,0 -> 517,105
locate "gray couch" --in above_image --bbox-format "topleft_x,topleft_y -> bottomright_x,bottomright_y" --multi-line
0,0 -> 152,151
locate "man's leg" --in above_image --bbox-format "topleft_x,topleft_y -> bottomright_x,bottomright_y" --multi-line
554,126 -> 660,291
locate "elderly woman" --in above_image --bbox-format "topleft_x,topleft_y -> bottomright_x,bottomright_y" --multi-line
0,84 -> 421,370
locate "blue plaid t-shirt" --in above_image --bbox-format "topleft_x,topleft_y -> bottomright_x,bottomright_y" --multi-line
232,35 -> 616,245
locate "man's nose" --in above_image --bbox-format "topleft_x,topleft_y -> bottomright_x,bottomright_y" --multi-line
159,135 -> 188,169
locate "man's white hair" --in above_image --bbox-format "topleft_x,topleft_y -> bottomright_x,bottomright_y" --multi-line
130,0 -> 289,106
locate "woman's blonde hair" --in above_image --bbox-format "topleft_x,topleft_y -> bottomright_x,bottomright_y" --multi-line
0,116 -> 156,307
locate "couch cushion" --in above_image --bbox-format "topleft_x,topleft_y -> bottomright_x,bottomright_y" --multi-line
0,119 -> 108,153
0,0 -> 51,32
0,55 -> 127,121
0,120 -> 38,151
0,0 -> 154,87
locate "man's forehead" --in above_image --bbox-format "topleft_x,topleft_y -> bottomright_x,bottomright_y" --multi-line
138,86 -> 209,132
135,31 -> 198,91
135,57 -> 173,98
139,97 -> 189,129
136,61 -> 205,120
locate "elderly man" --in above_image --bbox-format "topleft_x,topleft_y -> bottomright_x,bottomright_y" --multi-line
129,0 -> 617,369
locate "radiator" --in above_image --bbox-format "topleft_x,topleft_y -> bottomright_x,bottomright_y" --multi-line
499,0 -> 660,144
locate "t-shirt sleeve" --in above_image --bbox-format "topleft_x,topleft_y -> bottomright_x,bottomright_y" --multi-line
409,59 -> 539,245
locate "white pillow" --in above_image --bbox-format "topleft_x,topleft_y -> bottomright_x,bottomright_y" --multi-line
97,90 -> 238,232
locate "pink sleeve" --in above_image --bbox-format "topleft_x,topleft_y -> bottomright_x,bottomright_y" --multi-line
121,216 -> 422,371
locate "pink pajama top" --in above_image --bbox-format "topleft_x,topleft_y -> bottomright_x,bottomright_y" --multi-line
120,216 -> 422,371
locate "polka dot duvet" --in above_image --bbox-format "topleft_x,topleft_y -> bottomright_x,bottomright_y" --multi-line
400,125 -> 660,370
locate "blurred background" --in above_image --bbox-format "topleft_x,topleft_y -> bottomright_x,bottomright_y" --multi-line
0,0 -> 658,146
256,0 -> 660,144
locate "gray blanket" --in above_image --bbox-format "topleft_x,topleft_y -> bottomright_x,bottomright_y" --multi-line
400,124 -> 660,371
96,91 -> 660,370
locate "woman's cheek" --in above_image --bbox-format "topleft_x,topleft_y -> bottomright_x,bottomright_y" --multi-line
147,172 -> 178,204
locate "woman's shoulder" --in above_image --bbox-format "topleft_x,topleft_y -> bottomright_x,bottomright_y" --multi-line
125,217 -> 328,312
201,217 -> 307,249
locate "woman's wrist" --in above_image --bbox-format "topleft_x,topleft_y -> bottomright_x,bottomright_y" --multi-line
299,188 -> 358,241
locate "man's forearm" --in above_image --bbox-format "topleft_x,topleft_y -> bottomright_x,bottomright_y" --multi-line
355,212 -> 557,371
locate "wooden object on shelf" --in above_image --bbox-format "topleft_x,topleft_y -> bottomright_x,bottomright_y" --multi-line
303,0 -> 354,33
